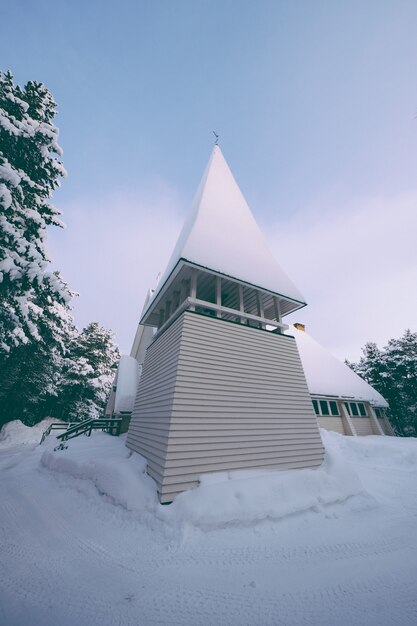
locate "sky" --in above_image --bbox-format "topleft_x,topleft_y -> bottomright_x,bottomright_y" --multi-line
1,0 -> 417,360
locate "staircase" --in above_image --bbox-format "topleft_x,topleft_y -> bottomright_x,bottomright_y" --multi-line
40,417 -> 122,445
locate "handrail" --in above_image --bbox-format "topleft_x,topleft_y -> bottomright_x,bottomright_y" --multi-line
156,296 -> 289,337
40,418 -> 122,444
40,423 -> 71,444
56,417 -> 122,441
189,297 -> 289,330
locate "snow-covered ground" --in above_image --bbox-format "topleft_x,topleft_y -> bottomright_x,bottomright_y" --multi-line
1,422 -> 417,626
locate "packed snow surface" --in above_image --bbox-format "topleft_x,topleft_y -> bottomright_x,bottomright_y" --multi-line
1,424 -> 417,625
145,146 -> 305,317
289,325 -> 388,406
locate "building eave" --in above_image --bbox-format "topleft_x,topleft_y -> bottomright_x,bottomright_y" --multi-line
140,257 -> 307,326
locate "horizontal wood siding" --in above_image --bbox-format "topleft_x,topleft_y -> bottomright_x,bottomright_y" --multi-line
350,417 -> 374,436
160,312 -> 324,502
318,416 -> 345,435
125,315 -> 184,489
379,418 -> 395,436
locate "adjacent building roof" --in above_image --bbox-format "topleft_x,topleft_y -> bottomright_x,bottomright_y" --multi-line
289,325 -> 388,407
143,145 -> 306,318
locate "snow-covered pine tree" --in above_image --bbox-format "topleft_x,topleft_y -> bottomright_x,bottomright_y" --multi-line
0,70 -> 68,357
382,330 -> 417,436
53,322 -> 120,422
0,272 -> 77,427
347,330 -> 417,436
0,72 -> 120,429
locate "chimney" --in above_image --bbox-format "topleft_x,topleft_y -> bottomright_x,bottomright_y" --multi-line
293,323 -> 305,332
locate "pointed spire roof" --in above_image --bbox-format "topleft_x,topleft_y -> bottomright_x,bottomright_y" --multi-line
146,146 -> 306,314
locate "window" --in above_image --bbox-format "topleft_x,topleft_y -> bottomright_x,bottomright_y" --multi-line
312,399 -> 340,416
320,400 -> 330,415
344,401 -> 368,417
375,407 -> 386,418
358,403 -> 367,417
329,401 -> 339,416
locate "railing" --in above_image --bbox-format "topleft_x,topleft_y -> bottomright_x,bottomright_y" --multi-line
40,418 -> 122,444
156,296 -> 289,337
56,417 -> 122,441
40,422 -> 76,445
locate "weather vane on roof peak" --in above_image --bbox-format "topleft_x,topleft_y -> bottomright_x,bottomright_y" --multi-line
212,130 -> 219,145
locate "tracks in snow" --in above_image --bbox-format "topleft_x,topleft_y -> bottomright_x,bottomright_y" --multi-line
1,445 -> 417,626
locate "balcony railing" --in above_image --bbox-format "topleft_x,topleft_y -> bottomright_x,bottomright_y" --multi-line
156,296 -> 288,337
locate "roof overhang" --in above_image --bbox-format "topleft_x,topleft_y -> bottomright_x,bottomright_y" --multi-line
140,257 -> 307,326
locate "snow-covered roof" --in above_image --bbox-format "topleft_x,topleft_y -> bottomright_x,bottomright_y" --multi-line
146,146 -> 306,313
288,325 -> 388,407
130,289 -> 156,363
114,356 -> 140,414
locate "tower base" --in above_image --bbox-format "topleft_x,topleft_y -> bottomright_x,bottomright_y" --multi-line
126,312 -> 324,503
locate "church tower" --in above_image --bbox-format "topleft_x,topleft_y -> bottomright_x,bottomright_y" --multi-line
126,146 -> 324,503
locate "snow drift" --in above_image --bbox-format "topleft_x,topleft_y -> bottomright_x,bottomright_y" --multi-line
40,430 -> 370,531
2,420 -> 417,626
0,418 -> 63,449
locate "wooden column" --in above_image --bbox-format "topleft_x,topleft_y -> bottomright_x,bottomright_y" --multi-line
173,290 -> 180,311
238,284 -> 245,324
180,279 -> 189,306
383,417 -> 396,436
216,276 -> 222,318
189,270 -> 197,311
273,297 -> 282,334
340,402 -> 357,436
257,291 -> 265,329
368,405 -> 385,436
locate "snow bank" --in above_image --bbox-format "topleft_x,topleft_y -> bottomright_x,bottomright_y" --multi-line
40,431 -> 369,531
0,418 -> 63,449
41,433 -> 158,512
41,430 -> 417,533
322,428 -> 417,470
167,446 -> 365,530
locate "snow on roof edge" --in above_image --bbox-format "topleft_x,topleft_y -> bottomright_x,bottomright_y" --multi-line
141,258 -> 307,324
288,325 -> 388,407
142,146 -> 306,318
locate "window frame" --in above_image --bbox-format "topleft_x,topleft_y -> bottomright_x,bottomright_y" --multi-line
312,398 -> 340,417
344,401 -> 368,417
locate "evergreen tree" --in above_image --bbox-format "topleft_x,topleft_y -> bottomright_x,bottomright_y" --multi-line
0,272 -> 76,427
348,330 -> 417,436
0,70 -> 76,428
0,71 -> 68,357
53,323 -> 120,422
0,71 -> 120,430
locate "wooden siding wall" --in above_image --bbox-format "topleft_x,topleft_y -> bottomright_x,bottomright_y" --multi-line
127,311 -> 324,503
378,418 -> 394,436
316,402 -> 395,437
126,313 -> 184,488
317,416 -> 345,435
350,417 -> 374,436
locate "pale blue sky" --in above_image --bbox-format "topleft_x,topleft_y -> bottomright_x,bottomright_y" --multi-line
2,1 -> 417,358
